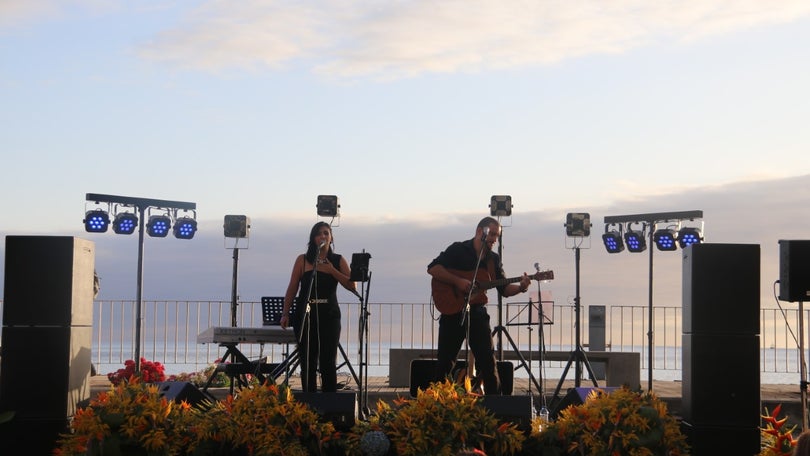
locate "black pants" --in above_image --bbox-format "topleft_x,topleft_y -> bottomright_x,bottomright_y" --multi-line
434,305 -> 500,395
293,303 -> 341,392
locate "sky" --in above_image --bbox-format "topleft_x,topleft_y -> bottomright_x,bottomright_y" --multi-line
2,1 -> 810,313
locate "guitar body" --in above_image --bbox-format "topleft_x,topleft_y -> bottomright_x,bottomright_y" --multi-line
431,269 -> 491,316
432,268 -> 555,316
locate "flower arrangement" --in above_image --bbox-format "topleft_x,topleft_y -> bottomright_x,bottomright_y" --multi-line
107,357 -> 166,385
345,378 -> 525,456
527,386 -> 689,455
168,359 -> 230,388
54,376 -> 201,455
759,404 -> 797,456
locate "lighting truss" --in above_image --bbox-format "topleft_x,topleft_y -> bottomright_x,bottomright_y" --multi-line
602,210 -> 703,392
84,193 -> 196,374
601,223 -> 624,253
490,195 -> 512,217
624,222 -> 647,253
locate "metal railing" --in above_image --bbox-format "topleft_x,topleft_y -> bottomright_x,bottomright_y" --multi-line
0,300 -> 804,383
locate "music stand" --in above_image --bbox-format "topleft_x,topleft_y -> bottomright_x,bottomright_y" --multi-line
350,251 -> 372,417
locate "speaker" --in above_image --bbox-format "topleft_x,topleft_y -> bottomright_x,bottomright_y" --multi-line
3,236 -> 94,327
551,387 -> 618,419
681,421 -> 760,455
0,326 -> 93,420
293,392 -> 358,431
478,396 -> 534,432
409,359 -> 514,397
682,333 -> 759,427
156,381 -> 210,408
778,240 -> 810,302
0,417 -> 70,455
682,243 -> 759,335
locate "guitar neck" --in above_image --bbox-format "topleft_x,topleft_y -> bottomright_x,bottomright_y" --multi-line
479,276 -> 523,290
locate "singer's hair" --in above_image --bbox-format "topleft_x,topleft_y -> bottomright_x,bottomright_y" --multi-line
305,221 -> 333,264
477,216 -> 500,230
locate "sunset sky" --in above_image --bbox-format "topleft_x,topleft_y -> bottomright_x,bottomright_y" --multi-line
2,1 -> 810,314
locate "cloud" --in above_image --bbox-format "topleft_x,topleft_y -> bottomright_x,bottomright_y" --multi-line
0,0 -> 118,30
135,0 -> 810,79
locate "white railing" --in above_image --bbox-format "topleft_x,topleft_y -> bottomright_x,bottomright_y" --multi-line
0,300 -> 804,383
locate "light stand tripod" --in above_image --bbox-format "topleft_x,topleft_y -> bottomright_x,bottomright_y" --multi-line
350,252 -> 372,417
552,245 -> 598,399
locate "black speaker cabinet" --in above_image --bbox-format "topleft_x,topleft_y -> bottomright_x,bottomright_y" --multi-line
156,381 -> 211,408
778,240 -> 810,302
293,392 -> 358,431
682,243 -> 759,335
478,396 -> 534,432
3,235 -> 95,327
0,326 -> 93,420
682,333 -> 759,427
681,421 -> 760,455
0,417 -> 70,455
550,387 -> 618,419
409,359 -> 514,397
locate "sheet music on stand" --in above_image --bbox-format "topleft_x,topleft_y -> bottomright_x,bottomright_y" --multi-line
505,290 -> 554,326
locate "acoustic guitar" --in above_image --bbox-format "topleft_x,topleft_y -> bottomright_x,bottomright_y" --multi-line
432,269 -> 554,315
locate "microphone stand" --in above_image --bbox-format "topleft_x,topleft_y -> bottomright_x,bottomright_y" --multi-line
298,251 -> 320,392
459,232 -> 489,387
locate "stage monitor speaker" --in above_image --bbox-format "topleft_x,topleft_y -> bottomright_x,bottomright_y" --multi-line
778,240 -> 810,302
682,243 -> 759,335
682,333 -> 759,428
294,392 -> 357,431
478,396 -> 534,432
3,235 -> 94,327
550,387 -> 618,419
409,359 -> 514,397
156,381 -> 211,408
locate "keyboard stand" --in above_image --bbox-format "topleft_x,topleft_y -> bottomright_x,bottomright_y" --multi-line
202,342 -> 270,395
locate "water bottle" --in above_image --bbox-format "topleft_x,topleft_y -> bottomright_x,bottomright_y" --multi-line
538,406 -> 550,431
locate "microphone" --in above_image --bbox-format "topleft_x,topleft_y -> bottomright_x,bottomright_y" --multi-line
318,240 -> 326,249
534,262 -> 540,272
481,227 -> 489,241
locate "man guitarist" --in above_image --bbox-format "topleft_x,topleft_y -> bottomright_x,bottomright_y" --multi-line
427,216 -> 530,395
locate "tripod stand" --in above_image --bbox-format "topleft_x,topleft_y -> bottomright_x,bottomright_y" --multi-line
552,246 -> 598,399
350,252 -> 372,417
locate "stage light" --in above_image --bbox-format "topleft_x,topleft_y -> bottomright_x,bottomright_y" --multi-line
678,226 -> 703,248
490,195 -> 512,217
173,217 -> 197,240
84,209 -> 110,233
653,227 -> 677,251
565,213 -> 591,237
224,215 -> 250,238
624,222 -> 647,253
113,212 -> 138,235
146,214 -> 171,238
602,224 -> 624,253
317,195 -> 339,217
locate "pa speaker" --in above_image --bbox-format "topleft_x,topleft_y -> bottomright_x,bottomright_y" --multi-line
682,333 -> 759,427
778,240 -> 810,302
681,421 -> 760,455
294,392 -> 358,431
682,243 -> 759,335
3,236 -> 95,327
156,381 -> 210,408
479,396 -> 534,432
551,387 -> 618,419
409,359 -> 514,397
